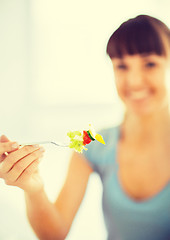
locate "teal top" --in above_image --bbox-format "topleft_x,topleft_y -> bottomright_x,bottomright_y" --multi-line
83,125 -> 170,240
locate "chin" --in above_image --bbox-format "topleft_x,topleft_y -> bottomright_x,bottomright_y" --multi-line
128,100 -> 168,117
126,100 -> 158,116
122,92 -> 168,116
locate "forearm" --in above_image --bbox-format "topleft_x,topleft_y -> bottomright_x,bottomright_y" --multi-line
24,189 -> 68,240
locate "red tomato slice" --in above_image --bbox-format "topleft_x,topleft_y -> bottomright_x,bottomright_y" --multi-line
83,131 -> 92,145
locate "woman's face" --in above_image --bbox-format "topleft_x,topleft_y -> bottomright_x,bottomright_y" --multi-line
112,53 -> 170,116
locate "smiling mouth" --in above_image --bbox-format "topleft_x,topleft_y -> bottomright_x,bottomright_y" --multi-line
127,89 -> 151,100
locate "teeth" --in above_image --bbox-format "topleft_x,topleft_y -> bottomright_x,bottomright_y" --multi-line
129,90 -> 150,100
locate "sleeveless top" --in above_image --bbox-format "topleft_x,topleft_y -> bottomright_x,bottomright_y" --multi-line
83,125 -> 170,240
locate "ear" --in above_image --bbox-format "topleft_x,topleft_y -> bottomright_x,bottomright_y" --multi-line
0,135 -> 10,142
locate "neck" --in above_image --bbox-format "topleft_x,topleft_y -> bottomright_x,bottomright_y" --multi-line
121,105 -> 170,143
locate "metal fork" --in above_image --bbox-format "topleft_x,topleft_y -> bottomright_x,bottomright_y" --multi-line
20,141 -> 69,147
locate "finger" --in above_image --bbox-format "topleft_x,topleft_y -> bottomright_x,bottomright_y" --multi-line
0,136 -> 12,162
16,159 -> 40,183
0,142 -> 19,155
0,136 -> 18,163
0,135 -> 10,142
0,146 -> 44,174
0,153 -> 7,163
5,158 -> 40,186
5,149 -> 44,182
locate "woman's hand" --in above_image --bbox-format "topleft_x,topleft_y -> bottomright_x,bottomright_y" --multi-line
0,135 -> 45,194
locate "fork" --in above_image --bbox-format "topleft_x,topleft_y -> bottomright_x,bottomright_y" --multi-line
20,141 -> 69,147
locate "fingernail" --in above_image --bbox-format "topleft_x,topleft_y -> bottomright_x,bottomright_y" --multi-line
12,143 -> 19,149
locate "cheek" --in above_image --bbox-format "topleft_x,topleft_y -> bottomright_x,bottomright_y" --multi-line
115,80 -> 125,99
115,77 -> 131,103
164,69 -> 170,92
150,72 -> 167,96
114,74 -> 125,94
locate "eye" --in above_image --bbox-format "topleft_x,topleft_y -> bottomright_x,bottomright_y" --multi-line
116,64 -> 128,70
145,62 -> 156,68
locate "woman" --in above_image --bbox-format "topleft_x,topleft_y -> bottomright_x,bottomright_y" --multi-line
1,15 -> 170,240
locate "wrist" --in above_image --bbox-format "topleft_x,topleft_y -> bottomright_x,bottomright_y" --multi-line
24,185 -> 45,198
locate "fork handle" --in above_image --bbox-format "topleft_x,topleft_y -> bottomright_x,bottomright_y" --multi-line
20,141 -> 68,147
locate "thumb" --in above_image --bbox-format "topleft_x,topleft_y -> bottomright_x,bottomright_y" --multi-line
0,135 -> 10,143
0,141 -> 19,155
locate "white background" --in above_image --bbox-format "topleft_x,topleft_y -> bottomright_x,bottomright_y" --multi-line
0,0 -> 170,239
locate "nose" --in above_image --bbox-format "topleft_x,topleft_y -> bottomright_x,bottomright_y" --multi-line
126,69 -> 144,89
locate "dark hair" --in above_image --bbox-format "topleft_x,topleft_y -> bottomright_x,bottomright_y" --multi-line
106,15 -> 170,58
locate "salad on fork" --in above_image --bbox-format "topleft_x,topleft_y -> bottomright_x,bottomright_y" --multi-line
20,124 -> 105,153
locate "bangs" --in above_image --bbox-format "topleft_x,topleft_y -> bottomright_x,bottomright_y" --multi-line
106,15 -> 168,58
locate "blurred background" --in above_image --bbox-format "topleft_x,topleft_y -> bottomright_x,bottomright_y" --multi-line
0,0 -> 169,239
